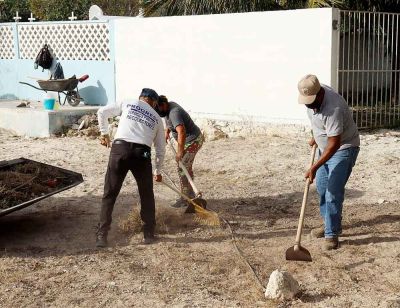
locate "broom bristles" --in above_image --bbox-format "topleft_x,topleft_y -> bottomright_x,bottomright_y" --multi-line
191,201 -> 220,226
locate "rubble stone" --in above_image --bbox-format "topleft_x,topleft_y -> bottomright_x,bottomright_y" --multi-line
265,269 -> 299,300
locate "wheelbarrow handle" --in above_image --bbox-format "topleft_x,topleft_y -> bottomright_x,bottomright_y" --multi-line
19,82 -> 46,92
78,75 -> 89,83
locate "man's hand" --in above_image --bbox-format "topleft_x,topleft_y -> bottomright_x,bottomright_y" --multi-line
305,166 -> 317,184
100,134 -> 112,148
309,137 -> 316,147
154,174 -> 162,182
165,132 -> 170,144
175,151 -> 183,163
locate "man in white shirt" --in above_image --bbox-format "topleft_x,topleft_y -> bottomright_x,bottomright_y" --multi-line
96,88 -> 166,247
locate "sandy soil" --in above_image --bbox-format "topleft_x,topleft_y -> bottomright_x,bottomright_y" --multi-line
0,128 -> 399,307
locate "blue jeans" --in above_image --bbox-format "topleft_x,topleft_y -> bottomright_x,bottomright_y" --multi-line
316,147 -> 360,238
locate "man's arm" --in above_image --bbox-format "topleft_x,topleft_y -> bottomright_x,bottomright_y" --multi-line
97,101 -> 123,147
153,121 -> 166,181
175,124 -> 186,162
165,127 -> 171,143
305,135 -> 341,183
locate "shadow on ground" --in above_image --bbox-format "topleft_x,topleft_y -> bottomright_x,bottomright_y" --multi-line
0,188 -> 396,259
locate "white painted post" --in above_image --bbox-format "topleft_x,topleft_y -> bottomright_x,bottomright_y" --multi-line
331,8 -> 340,91
28,12 -> 36,22
13,11 -> 22,22
68,12 -> 77,21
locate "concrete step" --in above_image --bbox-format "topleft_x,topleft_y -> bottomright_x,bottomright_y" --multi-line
0,101 -> 99,137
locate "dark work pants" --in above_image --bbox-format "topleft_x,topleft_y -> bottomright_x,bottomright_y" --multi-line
99,142 -> 155,235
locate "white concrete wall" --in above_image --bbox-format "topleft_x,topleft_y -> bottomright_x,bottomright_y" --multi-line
114,8 -> 336,125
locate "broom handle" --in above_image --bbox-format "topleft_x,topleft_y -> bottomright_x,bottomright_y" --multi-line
295,144 -> 317,248
159,179 -> 200,209
167,137 -> 201,197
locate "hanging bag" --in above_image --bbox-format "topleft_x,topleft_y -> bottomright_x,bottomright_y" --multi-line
34,44 -> 54,71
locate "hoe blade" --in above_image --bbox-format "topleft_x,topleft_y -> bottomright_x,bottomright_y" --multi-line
286,245 -> 312,262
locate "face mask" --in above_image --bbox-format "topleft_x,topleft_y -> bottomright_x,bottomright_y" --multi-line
155,105 -> 169,117
305,99 -> 322,110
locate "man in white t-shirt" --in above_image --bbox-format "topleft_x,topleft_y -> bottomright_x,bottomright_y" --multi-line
96,88 -> 166,247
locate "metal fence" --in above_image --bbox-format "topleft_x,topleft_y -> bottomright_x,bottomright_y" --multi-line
338,10 -> 400,129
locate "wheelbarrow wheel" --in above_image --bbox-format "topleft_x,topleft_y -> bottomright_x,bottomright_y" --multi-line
66,91 -> 81,107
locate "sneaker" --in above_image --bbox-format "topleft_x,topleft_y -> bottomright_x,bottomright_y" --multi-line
323,237 -> 339,250
96,233 -> 108,248
171,198 -> 187,208
310,226 -> 325,239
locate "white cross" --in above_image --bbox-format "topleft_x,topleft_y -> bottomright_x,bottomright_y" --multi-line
28,12 -> 36,22
13,11 -> 22,22
68,12 -> 77,21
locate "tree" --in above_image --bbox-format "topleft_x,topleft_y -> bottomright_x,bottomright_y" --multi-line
0,0 -> 141,22
0,0 -> 30,22
143,0 -> 400,16
342,0 -> 400,12
28,0 -> 92,21
279,0 -> 344,9
143,0 -> 282,17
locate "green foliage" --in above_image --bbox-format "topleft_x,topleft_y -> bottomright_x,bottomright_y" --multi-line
1,0 -> 400,22
0,0 -> 30,22
0,0 -> 140,22
342,0 -> 400,13
143,0 -> 400,16
28,0 -> 92,21
143,0 -> 282,16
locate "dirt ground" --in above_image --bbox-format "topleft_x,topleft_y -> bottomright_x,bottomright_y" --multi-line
0,127 -> 399,307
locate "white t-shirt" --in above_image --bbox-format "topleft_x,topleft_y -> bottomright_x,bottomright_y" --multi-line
97,99 -> 166,174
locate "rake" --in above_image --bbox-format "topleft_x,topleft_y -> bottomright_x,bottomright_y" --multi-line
159,177 -> 220,226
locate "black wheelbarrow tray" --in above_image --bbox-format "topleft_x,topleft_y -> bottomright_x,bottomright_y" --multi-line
0,158 -> 83,217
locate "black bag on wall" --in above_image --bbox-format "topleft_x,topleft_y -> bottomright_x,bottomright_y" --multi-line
34,44 -> 53,71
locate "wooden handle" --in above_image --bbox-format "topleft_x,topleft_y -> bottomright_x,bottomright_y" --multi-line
159,180 -> 199,208
168,138 -> 201,196
294,145 -> 317,248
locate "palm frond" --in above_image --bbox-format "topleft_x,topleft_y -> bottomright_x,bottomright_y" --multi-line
306,0 -> 345,8
143,0 -> 282,17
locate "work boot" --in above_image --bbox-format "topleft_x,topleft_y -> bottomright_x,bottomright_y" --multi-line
95,225 -> 108,248
96,232 -> 108,248
323,237 -> 339,251
142,231 -> 156,245
310,226 -> 325,239
184,203 -> 196,214
171,198 -> 187,209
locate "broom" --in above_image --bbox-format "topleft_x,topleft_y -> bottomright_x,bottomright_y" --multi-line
159,177 -> 220,226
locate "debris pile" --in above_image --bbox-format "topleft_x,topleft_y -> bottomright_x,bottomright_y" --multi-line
119,206 -> 196,234
65,114 -> 100,138
64,114 -> 119,139
0,162 -> 70,209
